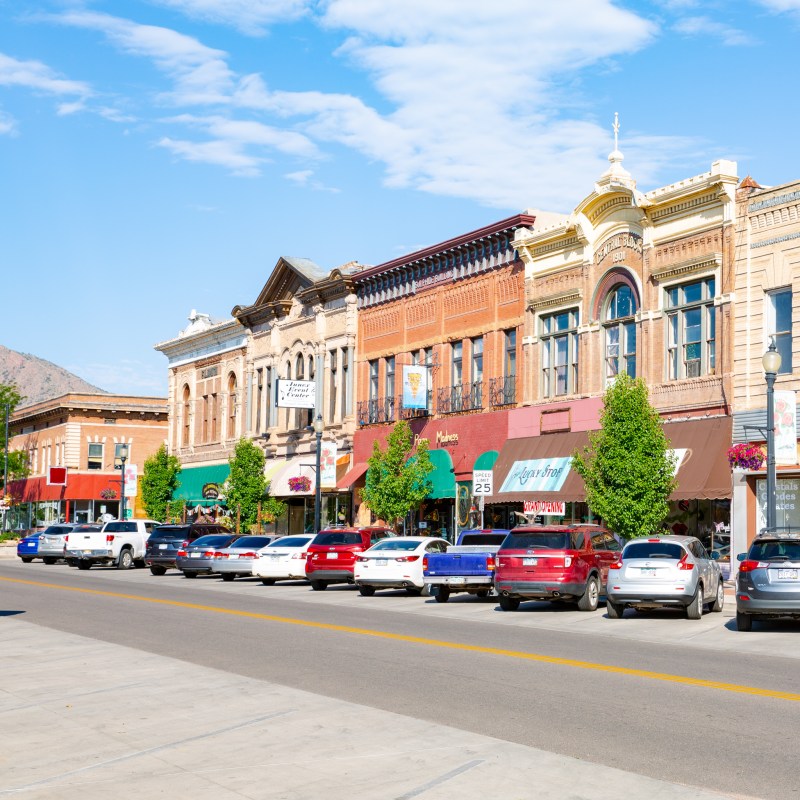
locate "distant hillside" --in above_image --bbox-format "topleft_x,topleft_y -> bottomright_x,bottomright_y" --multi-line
0,345 -> 108,407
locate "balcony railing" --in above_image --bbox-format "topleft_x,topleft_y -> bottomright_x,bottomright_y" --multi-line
489,375 -> 516,407
437,381 -> 483,415
357,396 -> 396,426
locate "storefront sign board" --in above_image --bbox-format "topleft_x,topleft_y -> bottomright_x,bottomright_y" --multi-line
499,457 -> 571,493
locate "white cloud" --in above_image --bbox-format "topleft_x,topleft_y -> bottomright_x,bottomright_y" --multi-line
0,52 -> 92,97
756,0 -> 800,10
0,110 -> 18,136
158,136 -> 265,175
673,15 -> 755,45
285,168 -> 340,192
150,0 -> 311,34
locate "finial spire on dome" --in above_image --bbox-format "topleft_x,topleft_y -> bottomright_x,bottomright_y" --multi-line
613,111 -> 619,152
595,111 -> 635,192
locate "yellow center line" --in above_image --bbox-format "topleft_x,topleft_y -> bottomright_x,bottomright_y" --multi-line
4,575 -> 798,703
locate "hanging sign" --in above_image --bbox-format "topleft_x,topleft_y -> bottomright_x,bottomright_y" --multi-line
402,366 -> 428,409
276,379 -> 316,409
320,442 -> 338,489
774,390 -> 798,465
524,500 -> 565,516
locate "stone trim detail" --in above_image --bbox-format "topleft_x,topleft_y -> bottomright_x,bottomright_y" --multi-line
649,191 -> 719,222
650,253 -> 722,282
529,289 -> 582,311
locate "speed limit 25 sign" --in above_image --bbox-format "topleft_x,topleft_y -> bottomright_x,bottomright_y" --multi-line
472,470 -> 493,495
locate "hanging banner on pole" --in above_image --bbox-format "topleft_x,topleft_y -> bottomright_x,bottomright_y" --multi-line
402,366 -> 428,410
320,442 -> 337,489
774,390 -> 798,465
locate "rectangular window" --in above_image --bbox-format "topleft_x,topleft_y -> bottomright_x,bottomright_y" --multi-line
768,288 -> 793,374
452,341 -> 463,385
471,337 -> 483,384
504,329 -> 516,378
369,359 -> 379,401
211,394 -> 218,440
329,350 -> 338,422
541,309 -> 579,397
665,277 -> 716,380
255,368 -> 263,434
88,443 -> 103,470
385,355 -> 395,398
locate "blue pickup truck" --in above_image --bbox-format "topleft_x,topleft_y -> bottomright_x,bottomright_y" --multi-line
422,529 -> 510,603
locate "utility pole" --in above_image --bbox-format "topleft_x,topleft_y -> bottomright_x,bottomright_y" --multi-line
2,403 -> 9,531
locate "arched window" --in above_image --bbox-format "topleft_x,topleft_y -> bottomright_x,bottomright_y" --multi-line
181,385 -> 191,447
604,285 -> 637,382
227,373 -> 237,439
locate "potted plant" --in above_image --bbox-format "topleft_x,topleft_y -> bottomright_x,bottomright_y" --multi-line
726,442 -> 765,471
287,476 -> 311,493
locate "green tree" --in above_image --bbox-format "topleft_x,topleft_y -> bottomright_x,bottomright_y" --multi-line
361,420 -> 434,530
572,374 -> 677,540
1,382 -> 27,491
226,437 -> 285,532
140,445 -> 182,522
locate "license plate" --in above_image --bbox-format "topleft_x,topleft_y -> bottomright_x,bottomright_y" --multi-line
83,550 -> 92,555
777,569 -> 799,580
327,552 -> 338,559
523,558 -> 537,566
376,559 -> 388,566
640,568 -> 657,577
191,552 -> 202,558
158,543 -> 168,550
229,554 -> 239,559
271,555 -> 280,561
449,577 -> 466,584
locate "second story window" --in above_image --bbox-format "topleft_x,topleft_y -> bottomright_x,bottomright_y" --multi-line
88,443 -> 103,470
385,356 -> 395,398
541,309 -> 579,397
369,359 -> 379,401
452,341 -> 463,386
228,374 -> 237,439
182,385 -> 190,447
504,329 -> 516,378
666,277 -> 715,380
604,285 -> 637,383
471,337 -> 483,384
768,288 -> 793,374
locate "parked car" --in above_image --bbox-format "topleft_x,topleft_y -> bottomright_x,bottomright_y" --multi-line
736,529 -> 800,631
605,535 -> 724,619
252,535 -> 316,584
65,519 -> 161,569
176,533 -> 241,578
305,526 -> 394,590
494,524 -> 623,611
212,535 -> 277,581
145,522 -> 229,575
17,524 -> 82,563
354,536 -> 449,596
423,529 -> 509,602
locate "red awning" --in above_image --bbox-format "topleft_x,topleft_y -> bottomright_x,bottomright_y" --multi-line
8,473 -> 122,503
337,462 -> 368,490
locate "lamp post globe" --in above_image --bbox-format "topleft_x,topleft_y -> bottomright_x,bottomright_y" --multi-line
762,339 -> 782,531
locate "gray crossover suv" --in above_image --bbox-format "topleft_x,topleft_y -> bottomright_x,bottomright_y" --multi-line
736,529 -> 800,631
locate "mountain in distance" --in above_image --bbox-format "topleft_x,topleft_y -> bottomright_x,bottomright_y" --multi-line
0,345 -> 108,408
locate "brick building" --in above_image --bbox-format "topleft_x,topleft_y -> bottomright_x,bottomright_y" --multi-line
7,393 -> 168,528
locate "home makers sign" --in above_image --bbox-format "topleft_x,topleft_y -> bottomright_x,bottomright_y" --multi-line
595,232 -> 643,266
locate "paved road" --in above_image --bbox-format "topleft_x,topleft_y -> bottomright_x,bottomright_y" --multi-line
2,558 -> 798,799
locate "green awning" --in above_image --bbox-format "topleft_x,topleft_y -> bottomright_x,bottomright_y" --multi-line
174,464 -> 230,506
473,450 -> 499,471
426,449 -> 456,500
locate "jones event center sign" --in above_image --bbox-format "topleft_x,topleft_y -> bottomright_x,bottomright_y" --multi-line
499,457 -> 571,493
276,379 -> 316,409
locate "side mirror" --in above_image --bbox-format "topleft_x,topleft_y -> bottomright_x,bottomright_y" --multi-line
736,552 -> 746,562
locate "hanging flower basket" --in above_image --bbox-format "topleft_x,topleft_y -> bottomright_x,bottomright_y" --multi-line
287,476 -> 311,492
100,488 -> 118,500
726,443 -> 765,471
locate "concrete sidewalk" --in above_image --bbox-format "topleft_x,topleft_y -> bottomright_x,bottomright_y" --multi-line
0,619 -> 741,800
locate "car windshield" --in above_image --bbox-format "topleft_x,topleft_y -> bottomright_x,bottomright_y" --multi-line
151,529 -> 189,540
502,531 -> 573,550
369,540 -> 421,552
268,536 -> 312,548
231,536 -> 272,549
44,526 -> 72,534
104,522 -> 138,533
314,532 -> 362,545
623,542 -> 684,560
72,525 -> 101,532
749,540 -> 800,561
189,535 -> 233,548
460,533 -> 508,546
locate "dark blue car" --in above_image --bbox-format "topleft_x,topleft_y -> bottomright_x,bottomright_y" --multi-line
17,532 -> 40,562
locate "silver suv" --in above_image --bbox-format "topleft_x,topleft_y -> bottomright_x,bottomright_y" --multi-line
736,529 -> 800,631
606,535 -> 724,619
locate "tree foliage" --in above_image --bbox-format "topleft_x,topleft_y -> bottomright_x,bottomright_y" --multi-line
361,420 -> 434,529
572,374 -> 677,539
1,382 -> 28,490
140,444 -> 182,522
226,438 -> 286,531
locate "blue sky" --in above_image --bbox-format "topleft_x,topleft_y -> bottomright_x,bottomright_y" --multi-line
2,0 -> 800,397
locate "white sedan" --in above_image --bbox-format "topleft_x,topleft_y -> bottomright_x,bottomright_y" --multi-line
252,534 -> 316,585
354,536 -> 449,596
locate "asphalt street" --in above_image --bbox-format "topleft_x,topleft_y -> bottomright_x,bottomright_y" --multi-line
2,557 -> 798,800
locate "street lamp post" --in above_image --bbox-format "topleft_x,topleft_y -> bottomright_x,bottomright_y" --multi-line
313,414 -> 324,534
763,338 -> 782,531
117,444 -> 129,521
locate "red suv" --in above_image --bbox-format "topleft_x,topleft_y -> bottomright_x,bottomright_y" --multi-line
494,524 -> 623,611
305,527 -> 394,590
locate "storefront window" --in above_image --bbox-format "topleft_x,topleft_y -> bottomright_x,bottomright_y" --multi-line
757,478 -> 800,531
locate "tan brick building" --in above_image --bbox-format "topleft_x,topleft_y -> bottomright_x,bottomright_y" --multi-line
7,393 -> 168,527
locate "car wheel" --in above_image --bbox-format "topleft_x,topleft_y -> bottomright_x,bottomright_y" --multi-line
43,557 -> 57,565
686,583 -> 703,620
499,595 -> 520,611
78,561 -> 91,570
149,565 -> 167,576
310,580 -> 328,591
66,559 -> 77,567
184,571 -> 197,579
606,599 -> 624,619
261,578 -> 276,586
710,578 -> 724,613
117,549 -> 134,570
736,610 -> 753,631
577,576 -> 600,612
358,585 -> 375,597
20,557 -> 33,563
221,573 -> 235,582
435,586 -> 450,603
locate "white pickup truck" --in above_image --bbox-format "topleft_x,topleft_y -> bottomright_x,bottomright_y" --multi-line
65,519 -> 161,569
